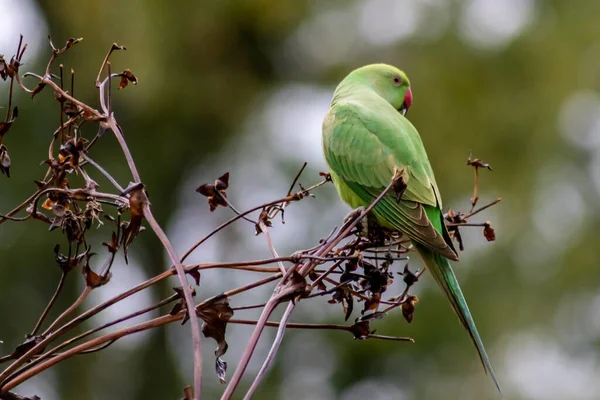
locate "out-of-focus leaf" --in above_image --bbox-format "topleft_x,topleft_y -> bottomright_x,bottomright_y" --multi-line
402,295 -> 419,323
254,208 -> 272,235
0,145 -> 11,177
349,320 -> 371,340
31,82 -> 46,99
0,106 -> 18,139
82,253 -> 111,288
118,69 -> 138,90
362,292 -> 381,314
121,186 -> 147,263
308,271 -> 327,291
11,335 -> 46,360
360,261 -> 390,294
483,221 -> 496,241
187,266 -> 201,287
170,286 -> 197,323
196,294 -> 234,383
401,263 -> 419,286
277,270 -> 309,301
58,138 -> 86,169
467,154 -> 493,171
196,172 -> 230,212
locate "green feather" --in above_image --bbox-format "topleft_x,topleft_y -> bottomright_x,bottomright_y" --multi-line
322,64 -> 501,393
416,242 -> 501,393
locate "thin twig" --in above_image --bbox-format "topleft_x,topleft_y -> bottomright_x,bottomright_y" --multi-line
286,162 -> 307,197
30,271 -> 68,336
220,295 -> 282,400
257,221 -> 286,275
308,259 -> 344,290
223,274 -> 282,297
10,295 -> 180,381
42,286 -> 92,336
299,171 -> 400,277
380,269 -> 425,314
447,222 -> 489,227
0,214 -> 29,222
20,73 -> 101,118
464,198 -> 502,219
181,178 -> 330,262
80,153 -> 125,193
470,166 -> 479,213
243,302 -> 295,400
215,191 -> 256,224
1,314 -> 181,392
95,57 -> 202,396
222,174 -> 399,399
143,204 -> 203,398
228,319 -> 413,342
0,186 -> 50,225
0,269 -> 173,384
95,43 -> 125,88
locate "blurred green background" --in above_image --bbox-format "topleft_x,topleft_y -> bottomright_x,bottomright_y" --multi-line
2,0 -> 600,399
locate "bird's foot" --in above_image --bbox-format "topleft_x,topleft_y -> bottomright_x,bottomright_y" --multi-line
343,207 -> 369,237
343,206 -> 366,224
393,167 -> 407,203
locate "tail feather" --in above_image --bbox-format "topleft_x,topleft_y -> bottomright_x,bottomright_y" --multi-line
416,244 -> 502,394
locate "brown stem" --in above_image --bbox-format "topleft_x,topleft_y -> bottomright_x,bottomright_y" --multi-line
298,172 -> 399,277
42,286 -> 92,336
224,274 -> 281,297
0,186 -> 50,225
447,222 -> 489,227
143,205 -> 203,398
1,314 -> 181,392
470,167 -> 479,213
5,77 -> 14,123
22,73 -> 101,118
105,117 -> 140,182
181,178 -> 330,263
80,153 -> 125,193
9,295 -> 179,382
308,259 -> 344,290
243,302 -> 295,399
223,173 -> 399,398
4,36 -> 22,121
95,43 -> 125,88
178,255 -> 297,274
220,295 -> 282,400
464,198 -> 502,219
30,271 -> 68,336
257,221 -> 286,274
228,319 -> 413,342
215,191 -> 256,224
0,215 -> 29,222
0,270 -> 172,384
380,270 -> 425,314
47,115 -> 81,162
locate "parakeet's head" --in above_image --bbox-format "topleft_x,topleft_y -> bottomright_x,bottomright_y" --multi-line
343,64 -> 413,115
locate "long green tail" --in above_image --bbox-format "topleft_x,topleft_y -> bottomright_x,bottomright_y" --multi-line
416,244 -> 502,394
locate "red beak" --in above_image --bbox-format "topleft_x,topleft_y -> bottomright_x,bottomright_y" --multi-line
402,87 -> 413,115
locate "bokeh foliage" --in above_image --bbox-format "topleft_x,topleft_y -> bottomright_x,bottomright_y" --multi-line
2,0 -> 600,399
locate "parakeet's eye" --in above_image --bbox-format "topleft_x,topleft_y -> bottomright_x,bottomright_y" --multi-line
392,76 -> 402,86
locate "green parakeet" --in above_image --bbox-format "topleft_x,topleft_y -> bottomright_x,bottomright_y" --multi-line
321,64 -> 501,393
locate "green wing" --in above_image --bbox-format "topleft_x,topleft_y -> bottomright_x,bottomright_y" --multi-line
322,100 -> 458,261
323,96 -> 500,392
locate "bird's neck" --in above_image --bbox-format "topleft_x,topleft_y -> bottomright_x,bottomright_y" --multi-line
331,84 -> 380,107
